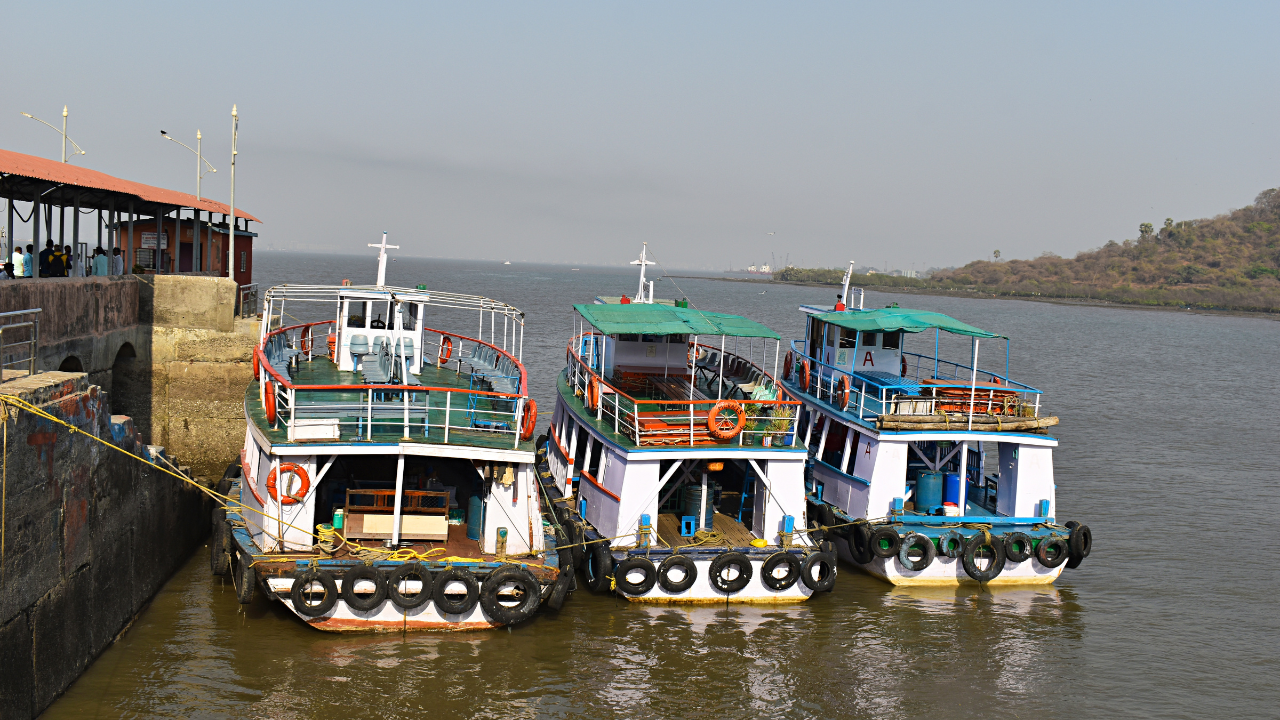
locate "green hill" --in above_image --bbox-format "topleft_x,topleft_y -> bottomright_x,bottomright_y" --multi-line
775,188 -> 1280,313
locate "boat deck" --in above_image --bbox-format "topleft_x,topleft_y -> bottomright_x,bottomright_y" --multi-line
248,356 -> 534,453
654,512 -> 758,549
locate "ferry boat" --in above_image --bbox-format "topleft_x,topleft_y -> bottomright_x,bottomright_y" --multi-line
213,236 -> 569,631
536,245 -> 838,604
783,264 -> 1093,586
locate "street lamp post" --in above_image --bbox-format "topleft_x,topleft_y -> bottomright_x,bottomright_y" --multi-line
160,129 -> 216,200
19,106 -> 86,162
226,105 -> 238,282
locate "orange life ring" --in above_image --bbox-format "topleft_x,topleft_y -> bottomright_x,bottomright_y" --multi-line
836,375 -> 851,410
520,399 -> 538,441
586,377 -> 601,410
264,379 -> 277,425
252,348 -> 261,380
266,462 -> 310,505
799,359 -> 811,391
328,334 -> 337,361
783,351 -> 794,381
706,400 -> 746,440
687,345 -> 698,366
438,336 -> 454,362
301,327 -> 313,354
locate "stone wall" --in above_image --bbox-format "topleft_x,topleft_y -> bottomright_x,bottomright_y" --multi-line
0,372 -> 210,719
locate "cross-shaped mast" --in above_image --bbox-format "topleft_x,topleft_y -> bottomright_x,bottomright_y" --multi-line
630,242 -> 657,303
369,232 -> 400,287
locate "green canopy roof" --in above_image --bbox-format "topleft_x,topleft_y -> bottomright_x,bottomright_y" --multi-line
813,307 -> 1001,339
574,303 -> 780,339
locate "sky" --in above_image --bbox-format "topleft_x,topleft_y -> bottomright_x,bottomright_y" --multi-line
3,2 -> 1278,271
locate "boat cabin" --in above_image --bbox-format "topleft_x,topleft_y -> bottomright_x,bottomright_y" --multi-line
334,288 -> 430,375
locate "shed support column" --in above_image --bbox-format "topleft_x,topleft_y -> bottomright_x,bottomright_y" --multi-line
32,192 -> 40,279
6,199 -> 12,259
72,193 -> 80,275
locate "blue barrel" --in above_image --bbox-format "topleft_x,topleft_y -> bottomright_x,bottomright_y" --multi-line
466,495 -> 484,541
942,472 -> 962,507
682,485 -> 715,529
916,472 -> 943,511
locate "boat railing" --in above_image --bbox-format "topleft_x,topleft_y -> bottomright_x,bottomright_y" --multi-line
786,340 -> 1044,423
566,333 -> 802,448
255,321 -> 531,449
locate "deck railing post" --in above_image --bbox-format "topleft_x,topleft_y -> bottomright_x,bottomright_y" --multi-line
367,389 -> 373,440
444,391 -> 451,443
514,397 -> 523,449
613,393 -> 619,433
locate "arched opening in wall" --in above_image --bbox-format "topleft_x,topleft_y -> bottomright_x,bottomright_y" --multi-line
59,356 -> 84,372
110,343 -> 147,435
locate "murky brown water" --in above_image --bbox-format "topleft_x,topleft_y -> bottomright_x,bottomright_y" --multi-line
43,257 -> 1280,719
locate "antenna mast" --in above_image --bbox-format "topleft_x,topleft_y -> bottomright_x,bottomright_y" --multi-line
630,242 -> 657,302
838,260 -> 855,311
369,232 -> 400,286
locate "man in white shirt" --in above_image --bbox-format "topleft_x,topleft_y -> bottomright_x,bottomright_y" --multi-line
12,245 -> 25,278
111,247 -> 125,275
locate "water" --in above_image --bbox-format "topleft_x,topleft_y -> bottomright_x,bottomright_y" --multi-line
44,254 -> 1279,719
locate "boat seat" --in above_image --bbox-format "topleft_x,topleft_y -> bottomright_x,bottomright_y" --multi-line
348,334 -> 370,369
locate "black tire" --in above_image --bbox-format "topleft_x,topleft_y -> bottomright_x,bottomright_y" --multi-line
708,552 -> 753,594
386,562 -> 433,610
869,526 -> 902,559
219,462 -> 240,498
898,532 -> 937,572
1003,532 -> 1034,563
613,557 -> 658,596
233,550 -> 256,604
568,524 -> 587,572
556,547 -> 574,575
210,514 -> 231,577
290,569 -> 337,616
479,565 -> 542,626
938,530 -> 966,559
961,533 -> 1007,582
1068,523 -> 1092,563
1036,535 -> 1070,568
433,568 -> 481,615
658,554 -> 698,594
761,552 -> 801,591
800,552 -> 837,592
849,522 -> 875,564
341,564 -> 388,612
546,568 -> 573,611
583,542 -> 614,594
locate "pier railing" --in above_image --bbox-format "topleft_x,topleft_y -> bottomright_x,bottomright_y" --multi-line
255,321 -> 532,449
566,333 -> 801,447
0,309 -> 40,381
786,340 -> 1044,423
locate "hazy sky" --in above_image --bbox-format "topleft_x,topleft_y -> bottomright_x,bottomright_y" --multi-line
4,2 -> 1278,271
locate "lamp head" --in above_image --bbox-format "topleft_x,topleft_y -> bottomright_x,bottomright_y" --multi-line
63,106 -> 68,117
231,104 -> 237,118
196,130 -> 201,140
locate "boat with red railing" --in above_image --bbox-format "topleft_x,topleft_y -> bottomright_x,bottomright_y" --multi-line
783,263 -> 1093,586
214,236 -> 568,631
535,244 -> 838,604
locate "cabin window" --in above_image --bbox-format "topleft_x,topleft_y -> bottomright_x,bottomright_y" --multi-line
666,334 -> 688,344
346,301 -> 368,328
587,438 -> 604,476
822,423 -> 848,469
826,324 -> 837,347
403,303 -> 419,331
838,328 -> 857,348
861,331 -> 879,347
616,334 -> 640,342
808,320 -> 823,359
882,331 -> 901,350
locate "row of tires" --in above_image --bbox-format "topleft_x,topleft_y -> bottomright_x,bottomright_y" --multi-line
608,550 -> 838,596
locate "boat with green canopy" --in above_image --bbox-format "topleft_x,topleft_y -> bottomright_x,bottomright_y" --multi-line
780,263 -> 1093,586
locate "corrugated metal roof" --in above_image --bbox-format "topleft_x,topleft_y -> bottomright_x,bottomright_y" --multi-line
0,148 -> 260,222
573,303 -> 780,339
813,308 -> 1000,338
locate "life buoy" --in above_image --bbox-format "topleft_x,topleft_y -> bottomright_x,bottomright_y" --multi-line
252,348 -> 261,379
658,554 -> 697,593
264,380 -> 277,425
479,565 -> 542,625
706,400 -> 746,441
613,556 -> 658,596
328,333 -> 337,362
520,399 -> 538,442
687,345 -> 699,366
799,359 -> 811,391
901,355 -> 908,377
301,326 -> 313,355
836,375 -> 851,410
266,462 -> 311,505
438,336 -> 454,363
586,377 -> 601,411
783,351 -> 794,381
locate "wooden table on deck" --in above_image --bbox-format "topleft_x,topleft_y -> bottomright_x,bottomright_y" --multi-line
650,376 -> 709,402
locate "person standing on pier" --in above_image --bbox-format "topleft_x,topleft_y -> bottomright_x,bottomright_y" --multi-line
12,244 -> 25,278
22,245 -> 33,277
1,262 -> 14,279
111,247 -> 124,275
39,239 -> 55,276
63,244 -> 77,277
93,247 -> 109,276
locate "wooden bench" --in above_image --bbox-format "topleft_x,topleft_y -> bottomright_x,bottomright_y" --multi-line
341,489 -> 450,541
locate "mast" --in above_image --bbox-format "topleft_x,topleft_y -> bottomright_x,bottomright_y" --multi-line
630,242 -> 656,303
369,231 -> 400,286
838,259 -> 855,311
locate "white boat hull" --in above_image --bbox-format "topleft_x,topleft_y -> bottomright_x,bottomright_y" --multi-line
831,535 -> 1064,586
613,554 -> 817,604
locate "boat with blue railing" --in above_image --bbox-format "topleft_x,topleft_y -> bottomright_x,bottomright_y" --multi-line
535,245 -> 838,604
781,263 -> 1093,586
213,236 -> 569,631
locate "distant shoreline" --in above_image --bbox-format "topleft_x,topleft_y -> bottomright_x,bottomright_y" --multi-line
664,275 -> 1280,321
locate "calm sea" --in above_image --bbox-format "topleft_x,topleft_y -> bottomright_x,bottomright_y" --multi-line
43,253 -> 1279,719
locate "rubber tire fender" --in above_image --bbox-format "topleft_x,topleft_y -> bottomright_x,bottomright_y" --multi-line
546,568 -> 574,612
290,569 -> 338,616
341,564 -> 388,612
568,524 -> 587,572
386,562 -> 433,610
938,530 -> 966,559
708,552 -> 754,594
800,551 -> 837,592
848,521 -> 875,564
658,554 -> 698,594
1067,523 -> 1092,567
613,556 -> 659,596
898,532 -> 937,572
583,542 -> 615,594
479,565 -> 542,626
210,513 -> 231,577
961,533 -> 1007,583
760,552 -> 802,591
1003,532 -> 1034,563
233,550 -> 257,605
432,568 -> 481,616
869,526 -> 902,559
1035,535 -> 1070,568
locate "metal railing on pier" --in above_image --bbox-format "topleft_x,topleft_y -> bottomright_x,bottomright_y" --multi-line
237,284 -> 259,318
0,309 -> 41,381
